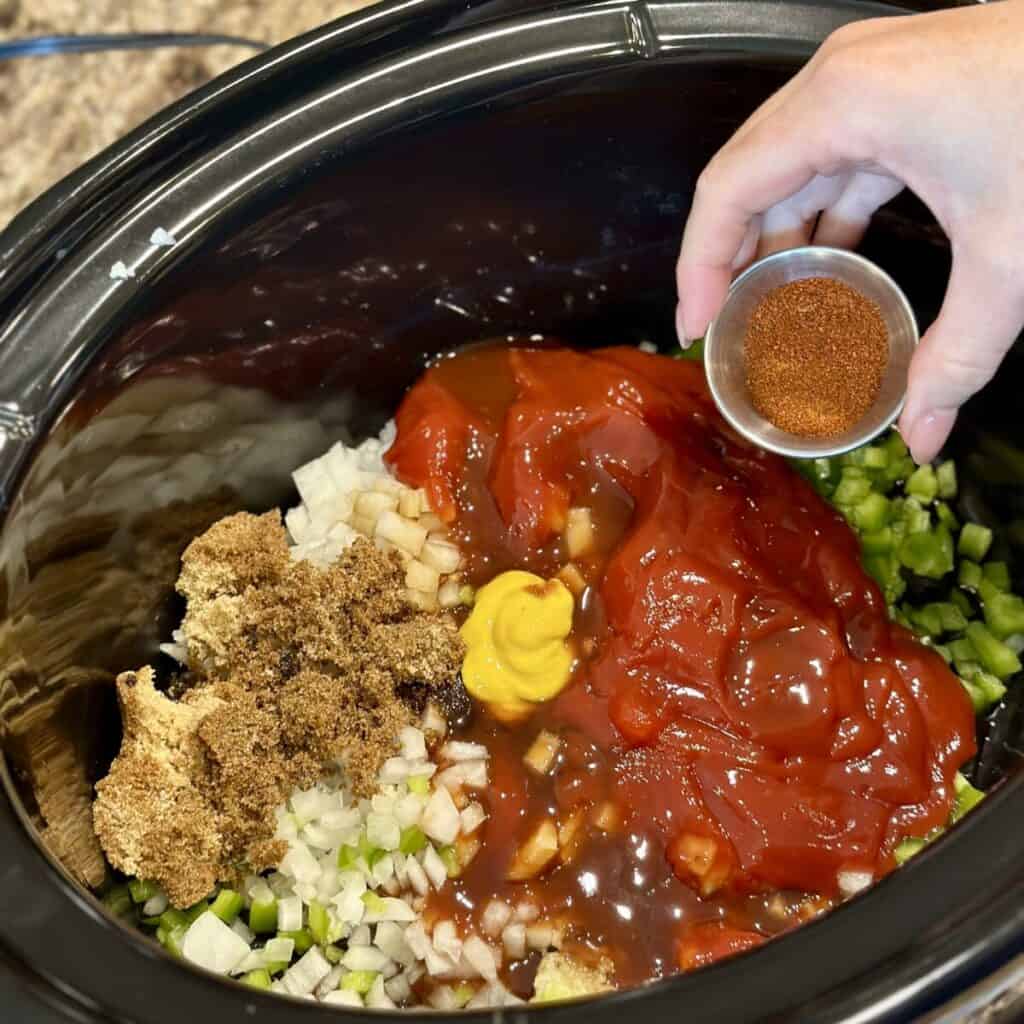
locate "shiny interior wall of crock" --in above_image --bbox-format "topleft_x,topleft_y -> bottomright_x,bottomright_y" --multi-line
0,58 -> 1007,896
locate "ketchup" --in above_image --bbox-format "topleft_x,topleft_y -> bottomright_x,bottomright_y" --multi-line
388,344 -> 975,977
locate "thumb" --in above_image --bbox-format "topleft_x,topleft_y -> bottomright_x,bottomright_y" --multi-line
899,252 -> 1024,463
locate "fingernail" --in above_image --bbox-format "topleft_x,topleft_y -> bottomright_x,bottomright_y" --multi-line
907,410 -> 954,466
675,303 -> 691,347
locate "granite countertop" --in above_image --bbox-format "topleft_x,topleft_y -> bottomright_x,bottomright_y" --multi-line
0,0 -> 372,229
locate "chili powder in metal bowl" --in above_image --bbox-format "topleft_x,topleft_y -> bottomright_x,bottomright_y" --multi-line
743,277 -> 889,438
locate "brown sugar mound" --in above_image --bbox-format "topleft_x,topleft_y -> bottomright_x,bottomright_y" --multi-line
93,512 -> 464,907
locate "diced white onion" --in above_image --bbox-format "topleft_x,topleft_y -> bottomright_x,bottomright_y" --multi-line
378,757 -> 412,784
342,945 -> 392,973
514,900 -> 539,923
366,812 -> 401,851
143,892 -> 168,917
438,760 -> 489,791
281,842 -> 322,884
372,854 -> 395,888
429,985 -> 459,1010
502,922 -> 527,961
399,726 -> 427,761
264,936 -> 295,962
366,973 -> 398,1009
181,912 -> 251,975
332,874 -> 366,925
422,786 -> 461,845
431,920 -> 459,962
527,923 -> 556,951
395,793 -> 425,829
422,844 -> 449,890
316,965 -> 345,999
365,897 -> 417,923
323,989 -> 363,1007
461,802 -> 487,834
420,538 -> 461,574
277,895 -> 303,932
376,510 -> 428,556
463,936 -> 499,983
481,900 -> 512,939
355,490 -> 399,518
244,876 -> 274,906
838,869 -> 873,898
424,946 -> 457,978
282,946 -> 331,996
440,741 -> 490,763
421,702 -> 448,738
398,488 -> 423,519
385,971 -> 412,1004
374,921 -> 416,967
406,559 -> 441,592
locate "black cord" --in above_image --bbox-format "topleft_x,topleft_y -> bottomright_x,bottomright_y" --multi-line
0,32 -> 269,62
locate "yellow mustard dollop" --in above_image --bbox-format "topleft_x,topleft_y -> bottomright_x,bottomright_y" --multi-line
460,570 -> 574,715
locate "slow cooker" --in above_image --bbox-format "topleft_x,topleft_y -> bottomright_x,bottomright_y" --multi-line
2,0 -> 1023,1020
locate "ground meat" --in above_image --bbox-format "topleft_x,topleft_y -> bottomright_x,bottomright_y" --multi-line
92,512 -> 465,907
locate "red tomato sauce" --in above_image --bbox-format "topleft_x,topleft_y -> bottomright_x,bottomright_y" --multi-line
387,344 -> 975,984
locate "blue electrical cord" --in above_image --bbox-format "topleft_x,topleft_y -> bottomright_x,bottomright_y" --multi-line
0,32 -> 269,62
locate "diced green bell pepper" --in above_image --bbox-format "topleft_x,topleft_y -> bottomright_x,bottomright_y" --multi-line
951,773 -> 986,822
983,592 -> 1024,639
210,888 -> 244,925
834,472 -> 873,505
899,525 -> 954,579
128,879 -> 159,904
893,837 -> 927,865
278,928 -> 314,954
861,527 -> 894,556
950,588 -> 974,617
242,969 -> 272,990
407,775 -> 430,796
906,465 -> 938,503
936,461 -> 957,499
935,501 -> 959,531
902,498 -> 932,535
308,900 -> 331,946
102,884 -> 134,918
966,620 -> 1022,679
863,446 -> 889,470
341,970 -> 379,994
399,826 -> 427,856
854,493 -> 890,531
959,522 -> 994,562
983,561 -> 1012,591
248,897 -> 278,934
959,560 -> 983,591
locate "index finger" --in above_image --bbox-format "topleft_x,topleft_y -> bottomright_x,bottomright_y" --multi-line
675,111 -> 831,341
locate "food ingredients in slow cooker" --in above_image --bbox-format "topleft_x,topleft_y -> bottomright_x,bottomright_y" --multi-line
93,515 -> 463,907
95,341 -> 1016,1010
460,570 -> 575,717
744,277 -> 889,437
532,951 -> 613,1002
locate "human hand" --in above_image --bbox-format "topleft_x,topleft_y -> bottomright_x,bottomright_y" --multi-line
676,3 -> 1024,464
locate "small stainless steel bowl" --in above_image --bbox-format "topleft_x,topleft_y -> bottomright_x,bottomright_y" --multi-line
704,246 -> 919,459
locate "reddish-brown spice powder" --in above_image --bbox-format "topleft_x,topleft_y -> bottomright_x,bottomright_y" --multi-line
743,277 -> 889,438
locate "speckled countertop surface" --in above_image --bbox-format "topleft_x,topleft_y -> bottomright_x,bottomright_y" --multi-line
0,0 -> 374,229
